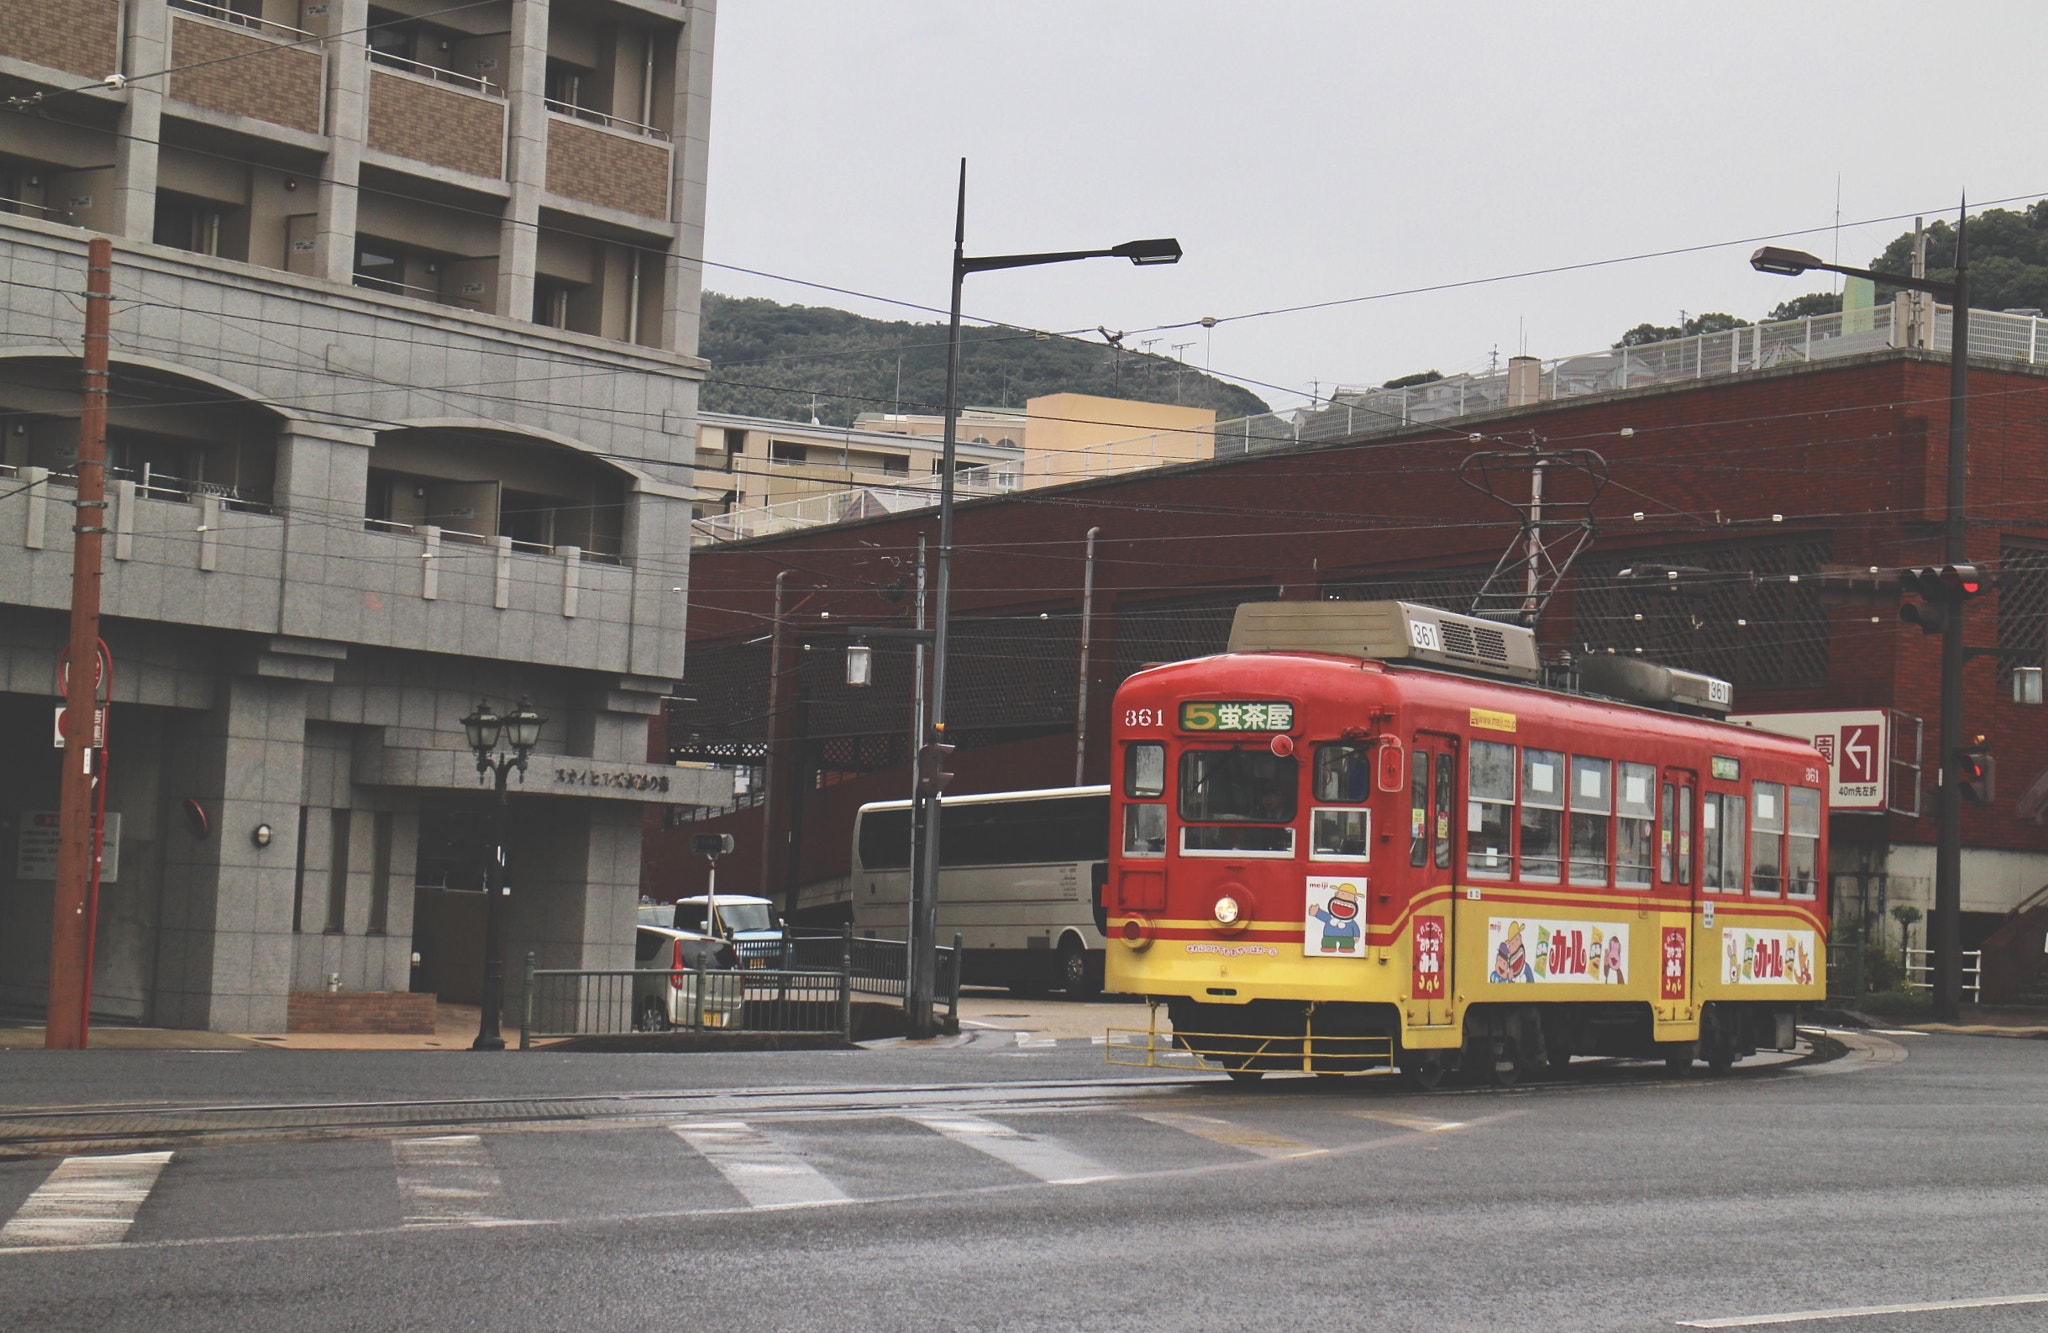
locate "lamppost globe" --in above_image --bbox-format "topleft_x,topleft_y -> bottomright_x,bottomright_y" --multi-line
462,700 -> 501,755
505,698 -> 546,754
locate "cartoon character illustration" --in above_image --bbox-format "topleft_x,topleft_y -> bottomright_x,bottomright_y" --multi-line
1492,920 -> 1535,983
1725,932 -> 1741,984
1795,940 -> 1814,987
1602,932 -> 1626,984
1309,884 -> 1362,953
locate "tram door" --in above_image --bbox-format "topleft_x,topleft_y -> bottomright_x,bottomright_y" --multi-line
1660,767 -> 1699,1008
1410,732 -> 1460,1027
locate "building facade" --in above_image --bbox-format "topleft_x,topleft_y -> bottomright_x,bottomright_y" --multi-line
657,346 -> 2048,961
0,0 -> 722,1031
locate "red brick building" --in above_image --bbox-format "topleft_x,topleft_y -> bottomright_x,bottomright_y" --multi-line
652,348 -> 2048,953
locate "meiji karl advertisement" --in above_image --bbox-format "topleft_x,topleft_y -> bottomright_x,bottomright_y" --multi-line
1487,917 -> 1629,984
1305,878 -> 1365,956
1722,928 -> 1816,986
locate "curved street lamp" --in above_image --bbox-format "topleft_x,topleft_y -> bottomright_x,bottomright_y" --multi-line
1749,212 -> 1971,1022
906,160 -> 1182,1037
461,696 -> 546,1050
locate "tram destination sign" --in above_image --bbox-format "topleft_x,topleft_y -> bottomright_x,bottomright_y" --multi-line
1180,701 -> 1295,732
1728,709 -> 1888,811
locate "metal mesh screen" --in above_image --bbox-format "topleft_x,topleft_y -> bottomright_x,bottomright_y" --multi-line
1113,587 -> 1280,687
1997,542 -> 2048,676
1570,540 -> 1832,688
1319,567 -> 1493,612
670,640 -> 771,760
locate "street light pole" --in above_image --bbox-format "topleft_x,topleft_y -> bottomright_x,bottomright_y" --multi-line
461,697 -> 545,1050
1751,207 -> 1970,1021
907,159 -> 1182,1037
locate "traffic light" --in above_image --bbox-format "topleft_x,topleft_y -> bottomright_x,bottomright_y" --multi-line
1899,564 -> 1983,636
1957,745 -> 1995,807
917,742 -> 956,795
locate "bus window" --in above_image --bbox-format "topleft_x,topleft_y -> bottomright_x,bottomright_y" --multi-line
1311,808 -> 1369,860
1569,757 -> 1611,886
1409,752 -> 1430,867
1314,743 -> 1372,802
1433,748 -> 1454,870
1467,740 -> 1514,880
1617,762 -> 1655,889
1788,787 -> 1820,898
1125,743 -> 1165,798
1751,781 -> 1784,897
856,807 -> 913,871
1124,803 -> 1165,857
1520,748 -> 1564,882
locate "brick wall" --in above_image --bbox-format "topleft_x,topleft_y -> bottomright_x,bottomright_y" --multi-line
287,990 -> 438,1034
546,118 -> 670,219
169,15 -> 323,135
367,69 -> 506,180
0,0 -> 119,79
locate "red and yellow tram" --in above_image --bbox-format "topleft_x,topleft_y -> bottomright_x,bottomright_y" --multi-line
1105,601 -> 1828,1085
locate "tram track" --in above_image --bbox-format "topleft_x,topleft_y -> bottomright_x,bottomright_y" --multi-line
0,1031 -> 1872,1158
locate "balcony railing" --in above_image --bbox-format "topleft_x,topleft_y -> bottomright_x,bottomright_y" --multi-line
171,0 -> 313,42
368,49 -> 500,97
543,98 -> 670,141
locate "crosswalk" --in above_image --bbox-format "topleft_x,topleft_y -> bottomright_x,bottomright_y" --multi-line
0,1102 -> 1468,1253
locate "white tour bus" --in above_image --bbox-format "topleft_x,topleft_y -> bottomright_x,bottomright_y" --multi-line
850,786 -> 1111,998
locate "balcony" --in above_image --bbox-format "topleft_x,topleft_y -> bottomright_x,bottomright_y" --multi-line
545,113 -> 671,220
168,4 -> 324,136
0,0 -> 120,81
366,55 -> 507,181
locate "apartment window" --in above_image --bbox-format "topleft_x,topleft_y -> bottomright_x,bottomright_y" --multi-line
721,428 -> 746,469
532,279 -> 574,329
770,441 -> 807,464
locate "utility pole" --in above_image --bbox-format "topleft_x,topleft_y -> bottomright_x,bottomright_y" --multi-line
758,569 -> 790,903
46,236 -> 112,1051
1931,209 -> 1971,1022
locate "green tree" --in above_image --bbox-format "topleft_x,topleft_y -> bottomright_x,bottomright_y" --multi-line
1767,292 -> 1842,321
1870,203 -> 2048,312
1381,370 -> 1444,389
1614,312 -> 1751,347
698,292 -> 1270,427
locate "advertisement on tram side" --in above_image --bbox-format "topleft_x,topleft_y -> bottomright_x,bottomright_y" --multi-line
1721,928 -> 1818,986
1487,917 -> 1630,984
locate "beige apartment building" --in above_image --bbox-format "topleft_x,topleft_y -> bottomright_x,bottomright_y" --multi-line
855,391 -> 1216,486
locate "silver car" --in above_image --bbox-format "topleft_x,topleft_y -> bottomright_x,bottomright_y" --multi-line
632,916 -> 744,1031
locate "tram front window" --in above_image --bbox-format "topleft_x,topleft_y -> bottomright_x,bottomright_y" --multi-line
1180,748 -> 1298,855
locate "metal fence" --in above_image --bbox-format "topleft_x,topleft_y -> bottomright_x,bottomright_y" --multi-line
517,932 -> 962,1046
1825,941 -> 1981,1004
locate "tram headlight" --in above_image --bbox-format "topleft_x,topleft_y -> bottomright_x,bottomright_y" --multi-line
1213,896 -> 1241,926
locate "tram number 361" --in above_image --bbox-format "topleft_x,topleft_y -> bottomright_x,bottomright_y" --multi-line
1124,708 -> 1167,728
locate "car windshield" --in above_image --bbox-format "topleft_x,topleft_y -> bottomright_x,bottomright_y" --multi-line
680,901 -> 775,933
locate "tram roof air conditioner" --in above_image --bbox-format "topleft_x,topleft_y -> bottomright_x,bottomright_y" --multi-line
1227,601 -> 1540,682
1577,654 -> 1733,716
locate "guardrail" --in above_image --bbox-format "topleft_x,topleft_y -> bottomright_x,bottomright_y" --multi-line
517,931 -> 961,1047
1904,947 -> 1982,1005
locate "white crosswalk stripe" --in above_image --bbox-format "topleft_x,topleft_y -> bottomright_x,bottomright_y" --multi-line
1133,1110 -> 1324,1159
673,1121 -> 850,1209
0,1151 -> 172,1247
392,1135 -> 508,1227
912,1114 -> 1118,1184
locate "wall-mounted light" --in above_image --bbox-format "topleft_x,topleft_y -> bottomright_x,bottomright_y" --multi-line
2015,665 -> 2043,706
251,822 -> 274,848
845,641 -> 872,687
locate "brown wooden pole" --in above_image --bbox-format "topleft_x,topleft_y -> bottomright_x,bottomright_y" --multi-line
45,236 -> 112,1050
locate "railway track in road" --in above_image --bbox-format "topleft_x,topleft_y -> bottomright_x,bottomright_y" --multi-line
0,1030 -> 1881,1158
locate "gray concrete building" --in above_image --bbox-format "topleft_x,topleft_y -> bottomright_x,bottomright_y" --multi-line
0,0 -> 722,1030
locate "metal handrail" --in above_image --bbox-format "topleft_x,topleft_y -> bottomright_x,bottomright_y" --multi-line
545,99 -> 671,142
1904,947 -> 1982,1004
171,0 -> 315,42
368,50 -> 500,96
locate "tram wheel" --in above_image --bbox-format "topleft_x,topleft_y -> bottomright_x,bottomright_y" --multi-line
1486,1056 -> 1520,1088
1705,1045 -> 1736,1075
1400,1058 -> 1444,1091
1226,1068 -> 1266,1085
1663,1047 -> 1696,1077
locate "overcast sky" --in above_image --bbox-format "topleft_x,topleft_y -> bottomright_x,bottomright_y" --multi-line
703,2 -> 2048,412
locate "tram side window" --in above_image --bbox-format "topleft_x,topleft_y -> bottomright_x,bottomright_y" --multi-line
1125,743 -> 1165,798
1409,752 -> 1430,868
1466,740 -> 1515,880
1568,756 -> 1612,886
1701,794 -> 1746,893
1658,782 -> 1676,883
1433,749 -> 1454,870
1787,787 -> 1821,898
1124,802 -> 1166,857
1751,781 -> 1785,897
1617,762 -> 1655,888
1520,748 -> 1564,882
